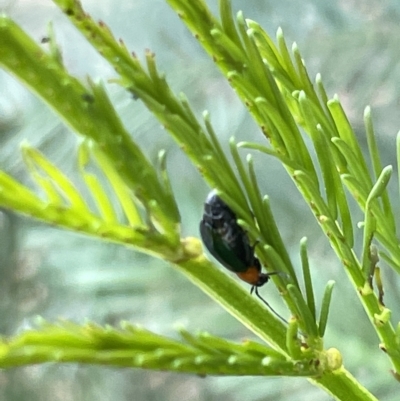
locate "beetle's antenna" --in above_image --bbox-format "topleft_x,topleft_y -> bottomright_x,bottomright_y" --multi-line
252,286 -> 288,325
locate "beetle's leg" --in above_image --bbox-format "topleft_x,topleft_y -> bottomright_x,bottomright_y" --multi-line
253,287 -> 287,325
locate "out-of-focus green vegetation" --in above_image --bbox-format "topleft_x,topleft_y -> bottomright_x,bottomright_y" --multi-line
1,0 -> 400,400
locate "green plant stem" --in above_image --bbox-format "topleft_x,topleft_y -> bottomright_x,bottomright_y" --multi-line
177,253 -> 288,352
311,368 -> 379,401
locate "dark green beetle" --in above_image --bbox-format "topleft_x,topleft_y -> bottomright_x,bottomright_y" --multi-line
200,190 -> 285,323
199,190 -> 269,287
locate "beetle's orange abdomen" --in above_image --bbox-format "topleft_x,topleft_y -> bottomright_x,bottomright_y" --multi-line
236,266 -> 260,286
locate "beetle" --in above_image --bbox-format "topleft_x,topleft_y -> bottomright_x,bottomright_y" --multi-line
199,190 -> 286,323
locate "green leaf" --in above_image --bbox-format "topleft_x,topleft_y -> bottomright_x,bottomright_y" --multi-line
318,281 -> 335,337
22,143 -> 90,212
287,284 -> 318,337
300,237 -> 316,320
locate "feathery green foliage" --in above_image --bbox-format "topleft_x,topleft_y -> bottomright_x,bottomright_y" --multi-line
0,319 -> 323,376
0,0 -> 399,400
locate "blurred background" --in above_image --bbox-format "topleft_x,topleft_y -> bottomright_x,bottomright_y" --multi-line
1,0 -> 400,399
